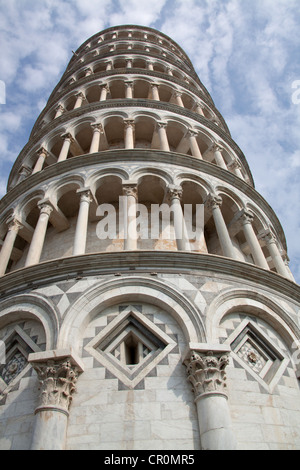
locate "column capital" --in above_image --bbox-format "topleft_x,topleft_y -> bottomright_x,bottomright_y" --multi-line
124,80 -> 134,87
239,209 -> 254,225
156,121 -> 168,129
228,159 -> 241,171
75,91 -> 85,99
29,350 -> 84,416
55,104 -> 65,113
187,128 -> 198,138
90,123 -> 103,133
100,82 -> 109,90
205,194 -> 223,211
184,349 -> 230,400
37,201 -> 54,217
61,132 -> 74,143
167,185 -> 183,201
258,228 -> 276,245
37,147 -> 49,158
122,183 -> 138,199
124,119 -> 135,129
211,142 -> 224,153
6,216 -> 23,233
77,188 -> 93,204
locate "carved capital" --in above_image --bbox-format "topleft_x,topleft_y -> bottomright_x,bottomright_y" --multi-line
61,132 -> 74,143
240,210 -> 254,225
124,119 -> 135,130
77,188 -> 93,204
38,202 -> 54,217
91,123 -> 103,133
123,184 -> 138,199
185,350 -> 229,400
31,357 -> 81,415
205,194 -> 222,211
7,217 -> 23,233
167,186 -> 183,201
37,147 -> 49,159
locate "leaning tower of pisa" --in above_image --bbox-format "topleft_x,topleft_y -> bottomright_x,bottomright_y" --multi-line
0,25 -> 300,451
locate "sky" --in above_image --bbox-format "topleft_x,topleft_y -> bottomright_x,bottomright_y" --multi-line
0,0 -> 299,282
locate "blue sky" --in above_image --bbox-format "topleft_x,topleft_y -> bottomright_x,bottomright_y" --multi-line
0,0 -> 299,282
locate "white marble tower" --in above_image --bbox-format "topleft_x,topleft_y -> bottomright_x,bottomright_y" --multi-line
0,25 -> 300,451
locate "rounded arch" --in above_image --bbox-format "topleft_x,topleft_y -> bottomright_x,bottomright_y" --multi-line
206,287 -> 300,349
45,174 -> 85,205
58,276 -> 206,352
0,293 -> 59,350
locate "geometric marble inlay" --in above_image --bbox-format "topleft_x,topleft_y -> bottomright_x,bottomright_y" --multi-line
0,325 -> 41,396
85,306 -> 177,389
226,318 -> 290,393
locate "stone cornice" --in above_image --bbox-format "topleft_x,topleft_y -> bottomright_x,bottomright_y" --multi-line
0,251 -> 298,303
0,150 -> 284,248
8,100 -> 253,188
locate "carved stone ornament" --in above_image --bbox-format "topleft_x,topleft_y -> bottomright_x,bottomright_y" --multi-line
31,358 -> 80,414
185,350 -> 229,399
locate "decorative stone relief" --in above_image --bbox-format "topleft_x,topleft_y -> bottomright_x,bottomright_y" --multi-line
185,351 -> 229,399
225,317 -> 290,393
84,305 -> 177,389
31,358 -> 80,414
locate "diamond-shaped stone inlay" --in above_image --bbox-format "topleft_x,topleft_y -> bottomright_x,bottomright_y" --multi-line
0,325 -> 42,396
226,318 -> 290,393
85,306 -> 177,388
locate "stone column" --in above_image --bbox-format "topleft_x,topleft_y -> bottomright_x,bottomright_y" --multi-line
124,120 -> 135,149
74,92 -> 85,109
126,59 -> 133,68
29,350 -> 84,451
184,347 -> 236,450
0,218 -> 23,277
100,84 -> 109,101
239,211 -> 269,270
84,67 -> 93,77
123,184 -> 138,251
173,91 -> 184,107
187,130 -> 202,159
57,133 -> 74,162
260,230 -> 291,278
205,195 -> 236,259
25,202 -> 53,267
212,144 -> 227,170
228,159 -> 244,179
54,105 -> 65,119
73,189 -> 93,256
157,122 -> 170,151
125,81 -> 134,98
194,102 -> 205,116
151,83 -> 160,101
32,148 -> 48,175
168,187 -> 190,251
147,62 -> 154,70
89,124 -> 102,153
17,165 -> 32,184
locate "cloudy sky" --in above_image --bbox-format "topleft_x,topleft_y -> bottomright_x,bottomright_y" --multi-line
0,0 -> 299,282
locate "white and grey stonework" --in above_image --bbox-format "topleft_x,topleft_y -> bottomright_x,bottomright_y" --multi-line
0,25 -> 300,451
